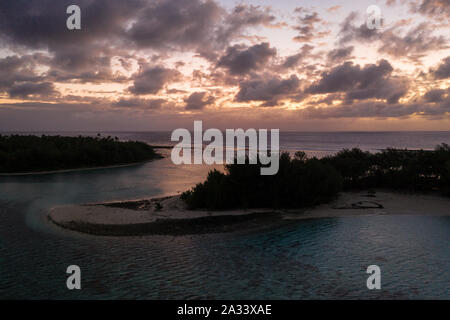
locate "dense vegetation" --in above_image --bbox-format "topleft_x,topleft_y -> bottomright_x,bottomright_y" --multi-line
182,152 -> 343,210
182,144 -> 450,210
0,135 -> 161,173
321,144 -> 450,196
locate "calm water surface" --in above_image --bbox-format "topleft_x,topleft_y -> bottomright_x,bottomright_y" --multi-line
0,133 -> 449,299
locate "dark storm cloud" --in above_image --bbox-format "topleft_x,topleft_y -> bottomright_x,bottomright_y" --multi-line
184,92 -> 215,110
307,60 -> 408,104
236,74 -> 300,106
217,42 -> 276,76
128,66 -> 181,95
430,56 -> 450,79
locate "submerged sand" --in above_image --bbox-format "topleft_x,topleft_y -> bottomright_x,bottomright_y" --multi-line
48,191 -> 450,236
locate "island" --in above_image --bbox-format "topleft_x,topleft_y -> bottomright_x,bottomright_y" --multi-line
48,144 -> 450,236
0,134 -> 163,175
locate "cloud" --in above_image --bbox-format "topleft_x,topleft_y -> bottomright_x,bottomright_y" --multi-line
236,74 -> 301,106
327,5 -> 341,13
338,12 -> 447,60
0,0 -> 146,84
7,82 -> 57,98
307,60 -> 408,104
0,54 -> 61,99
410,0 -> 450,21
0,0 -> 140,48
279,45 -> 314,70
430,56 -> 450,79
378,23 -> 447,59
113,98 -> 167,109
216,4 -> 276,45
308,60 -> 393,93
127,0 -> 221,50
301,101 -> 417,118
128,66 -> 181,95
423,88 -> 447,102
0,0 -> 277,83
184,92 -> 215,110
217,42 -> 276,75
0,0 -> 448,129
386,0 -> 397,6
0,55 -> 46,89
292,7 -> 329,42
326,46 -> 354,64
300,98 -> 449,119
127,1 -> 276,59
338,12 -> 382,44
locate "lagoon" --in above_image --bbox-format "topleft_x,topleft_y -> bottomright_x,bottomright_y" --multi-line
0,132 -> 449,299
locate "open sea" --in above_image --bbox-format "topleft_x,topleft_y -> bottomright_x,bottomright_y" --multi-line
0,131 -> 449,299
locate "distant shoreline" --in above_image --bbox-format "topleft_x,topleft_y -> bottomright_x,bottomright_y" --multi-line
0,135 -> 168,176
0,146 -> 171,176
0,161 -> 152,176
48,190 -> 450,237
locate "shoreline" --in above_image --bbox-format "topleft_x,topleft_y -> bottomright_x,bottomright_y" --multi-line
48,211 -> 287,236
48,190 -> 450,236
0,146 -> 169,176
0,161 -> 154,176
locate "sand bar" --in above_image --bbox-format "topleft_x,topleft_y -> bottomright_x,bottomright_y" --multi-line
48,191 -> 450,236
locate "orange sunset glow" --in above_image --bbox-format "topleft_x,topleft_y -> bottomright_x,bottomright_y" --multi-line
0,0 -> 449,131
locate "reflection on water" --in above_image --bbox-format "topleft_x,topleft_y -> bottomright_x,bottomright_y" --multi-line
0,149 -> 449,299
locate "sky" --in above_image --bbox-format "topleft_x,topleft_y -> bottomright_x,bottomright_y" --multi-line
0,0 -> 449,131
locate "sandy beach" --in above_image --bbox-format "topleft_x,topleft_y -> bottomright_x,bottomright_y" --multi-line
48,190 -> 450,236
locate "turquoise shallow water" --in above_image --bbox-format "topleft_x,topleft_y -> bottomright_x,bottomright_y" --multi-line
0,150 -> 449,299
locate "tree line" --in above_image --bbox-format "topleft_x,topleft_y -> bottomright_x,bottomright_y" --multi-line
0,135 -> 161,173
182,144 -> 450,210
